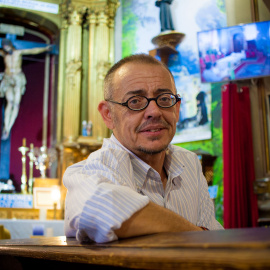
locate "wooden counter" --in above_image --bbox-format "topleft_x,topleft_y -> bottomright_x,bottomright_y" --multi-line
0,227 -> 270,269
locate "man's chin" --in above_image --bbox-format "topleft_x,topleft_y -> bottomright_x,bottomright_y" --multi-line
137,144 -> 169,155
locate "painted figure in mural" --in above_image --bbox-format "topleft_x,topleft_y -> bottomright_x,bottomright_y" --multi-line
0,39 -> 50,140
63,54 -> 224,244
196,91 -> 208,126
177,91 -> 209,130
155,0 -> 175,32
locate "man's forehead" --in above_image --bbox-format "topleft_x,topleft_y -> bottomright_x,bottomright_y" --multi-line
114,62 -> 172,82
112,64 -> 175,97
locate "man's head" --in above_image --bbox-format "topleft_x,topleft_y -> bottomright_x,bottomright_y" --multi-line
103,54 -> 175,101
98,54 -> 181,160
1,39 -> 14,54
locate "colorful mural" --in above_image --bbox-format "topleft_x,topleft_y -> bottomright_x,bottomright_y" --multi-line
121,0 -> 226,224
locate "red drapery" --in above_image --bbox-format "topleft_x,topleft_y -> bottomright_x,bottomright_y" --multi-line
222,83 -> 258,228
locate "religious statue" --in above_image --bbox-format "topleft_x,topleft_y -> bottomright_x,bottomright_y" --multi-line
155,0 -> 175,32
0,39 -> 51,140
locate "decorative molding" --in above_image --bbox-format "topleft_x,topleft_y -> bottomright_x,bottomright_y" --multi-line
66,60 -> 82,76
60,1 -> 86,26
85,0 -> 120,25
60,0 -> 119,27
97,60 -> 112,81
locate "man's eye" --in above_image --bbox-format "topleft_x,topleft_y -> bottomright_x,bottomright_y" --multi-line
160,96 -> 171,102
129,97 -> 143,104
130,99 -> 139,104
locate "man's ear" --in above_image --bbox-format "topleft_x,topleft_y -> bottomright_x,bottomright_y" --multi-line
98,101 -> 115,130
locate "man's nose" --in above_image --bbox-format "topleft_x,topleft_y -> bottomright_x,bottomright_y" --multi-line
144,100 -> 162,118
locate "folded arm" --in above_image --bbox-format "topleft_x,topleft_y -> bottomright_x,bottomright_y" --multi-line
64,148 -> 222,244
115,201 -> 202,238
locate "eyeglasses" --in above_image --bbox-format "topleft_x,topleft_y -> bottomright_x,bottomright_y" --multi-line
106,93 -> 181,111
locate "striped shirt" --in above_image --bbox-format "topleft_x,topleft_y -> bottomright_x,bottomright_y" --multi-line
64,134 -> 223,243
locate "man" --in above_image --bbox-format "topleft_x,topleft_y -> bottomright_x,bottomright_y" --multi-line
64,54 -> 223,243
0,39 -> 50,139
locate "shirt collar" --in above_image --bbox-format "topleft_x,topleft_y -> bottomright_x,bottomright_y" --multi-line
108,134 -> 186,188
109,134 -> 152,189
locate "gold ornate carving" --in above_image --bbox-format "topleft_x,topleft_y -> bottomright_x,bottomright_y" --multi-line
107,0 -> 120,19
60,1 -> 86,26
58,0 -> 119,142
0,208 -> 39,220
85,1 -> 119,141
97,61 -> 111,80
66,60 -> 82,75
88,12 -> 97,25
97,11 -> 108,25
85,0 -> 120,25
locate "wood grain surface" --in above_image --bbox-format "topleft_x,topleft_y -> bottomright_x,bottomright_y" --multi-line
0,227 -> 269,269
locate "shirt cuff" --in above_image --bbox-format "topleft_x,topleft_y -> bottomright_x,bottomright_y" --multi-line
77,183 -> 149,243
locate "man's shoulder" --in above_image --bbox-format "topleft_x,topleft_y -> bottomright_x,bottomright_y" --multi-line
66,138 -> 131,173
89,143 -> 130,162
168,144 -> 199,167
170,144 -> 197,157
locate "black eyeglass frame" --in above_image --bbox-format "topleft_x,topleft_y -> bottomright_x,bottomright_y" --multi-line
106,93 -> 181,111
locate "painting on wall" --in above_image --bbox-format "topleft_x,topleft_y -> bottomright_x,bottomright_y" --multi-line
121,0 -> 226,143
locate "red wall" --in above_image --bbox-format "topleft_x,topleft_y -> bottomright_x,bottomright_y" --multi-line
9,57 -> 46,190
0,32 -> 54,191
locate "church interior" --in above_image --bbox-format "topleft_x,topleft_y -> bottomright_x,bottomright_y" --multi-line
0,0 -> 270,242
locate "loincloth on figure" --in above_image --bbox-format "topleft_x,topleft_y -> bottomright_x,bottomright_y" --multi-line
0,72 -> 26,97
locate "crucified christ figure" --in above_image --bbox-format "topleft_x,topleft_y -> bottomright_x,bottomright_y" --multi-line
0,39 -> 51,140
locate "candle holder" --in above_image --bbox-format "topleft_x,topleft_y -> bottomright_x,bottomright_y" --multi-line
28,143 -> 35,194
51,186 -> 61,220
18,138 -> 29,194
34,146 -> 57,178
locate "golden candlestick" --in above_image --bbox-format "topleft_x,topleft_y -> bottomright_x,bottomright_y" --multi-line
28,143 -> 35,194
18,138 -> 29,194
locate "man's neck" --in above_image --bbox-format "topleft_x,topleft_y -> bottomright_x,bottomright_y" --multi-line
138,151 -> 166,176
110,134 -> 167,178
140,151 -> 168,190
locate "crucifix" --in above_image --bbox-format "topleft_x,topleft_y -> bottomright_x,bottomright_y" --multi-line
0,23 -> 56,181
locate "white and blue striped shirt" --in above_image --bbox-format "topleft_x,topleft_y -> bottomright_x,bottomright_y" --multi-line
64,134 -> 223,243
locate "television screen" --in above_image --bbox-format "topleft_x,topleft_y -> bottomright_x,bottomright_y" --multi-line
197,20 -> 270,83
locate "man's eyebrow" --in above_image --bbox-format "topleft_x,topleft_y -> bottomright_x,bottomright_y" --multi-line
124,88 -> 173,97
122,88 -> 174,101
156,88 -> 174,94
125,89 -> 146,97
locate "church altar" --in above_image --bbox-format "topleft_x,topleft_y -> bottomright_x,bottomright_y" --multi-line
0,219 -> 64,239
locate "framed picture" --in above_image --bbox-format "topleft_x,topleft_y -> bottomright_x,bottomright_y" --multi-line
265,93 -> 270,173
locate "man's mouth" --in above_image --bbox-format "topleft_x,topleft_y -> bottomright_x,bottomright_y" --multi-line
136,119 -> 170,133
143,128 -> 163,132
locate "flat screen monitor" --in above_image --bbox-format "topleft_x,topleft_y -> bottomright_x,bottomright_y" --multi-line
197,20 -> 270,83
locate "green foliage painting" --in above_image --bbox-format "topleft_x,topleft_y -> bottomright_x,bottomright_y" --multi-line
121,0 -> 139,57
177,83 -> 224,224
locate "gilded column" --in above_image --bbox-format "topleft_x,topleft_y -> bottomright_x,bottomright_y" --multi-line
57,4 -> 68,144
81,21 -> 90,128
87,0 -> 119,141
88,11 -> 99,139
63,6 -> 85,142
108,1 -> 118,65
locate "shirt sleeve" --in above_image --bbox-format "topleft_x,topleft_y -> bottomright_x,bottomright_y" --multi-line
63,151 -> 149,243
195,156 -> 224,230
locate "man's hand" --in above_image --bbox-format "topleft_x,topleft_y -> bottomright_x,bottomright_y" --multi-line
114,201 -> 203,239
